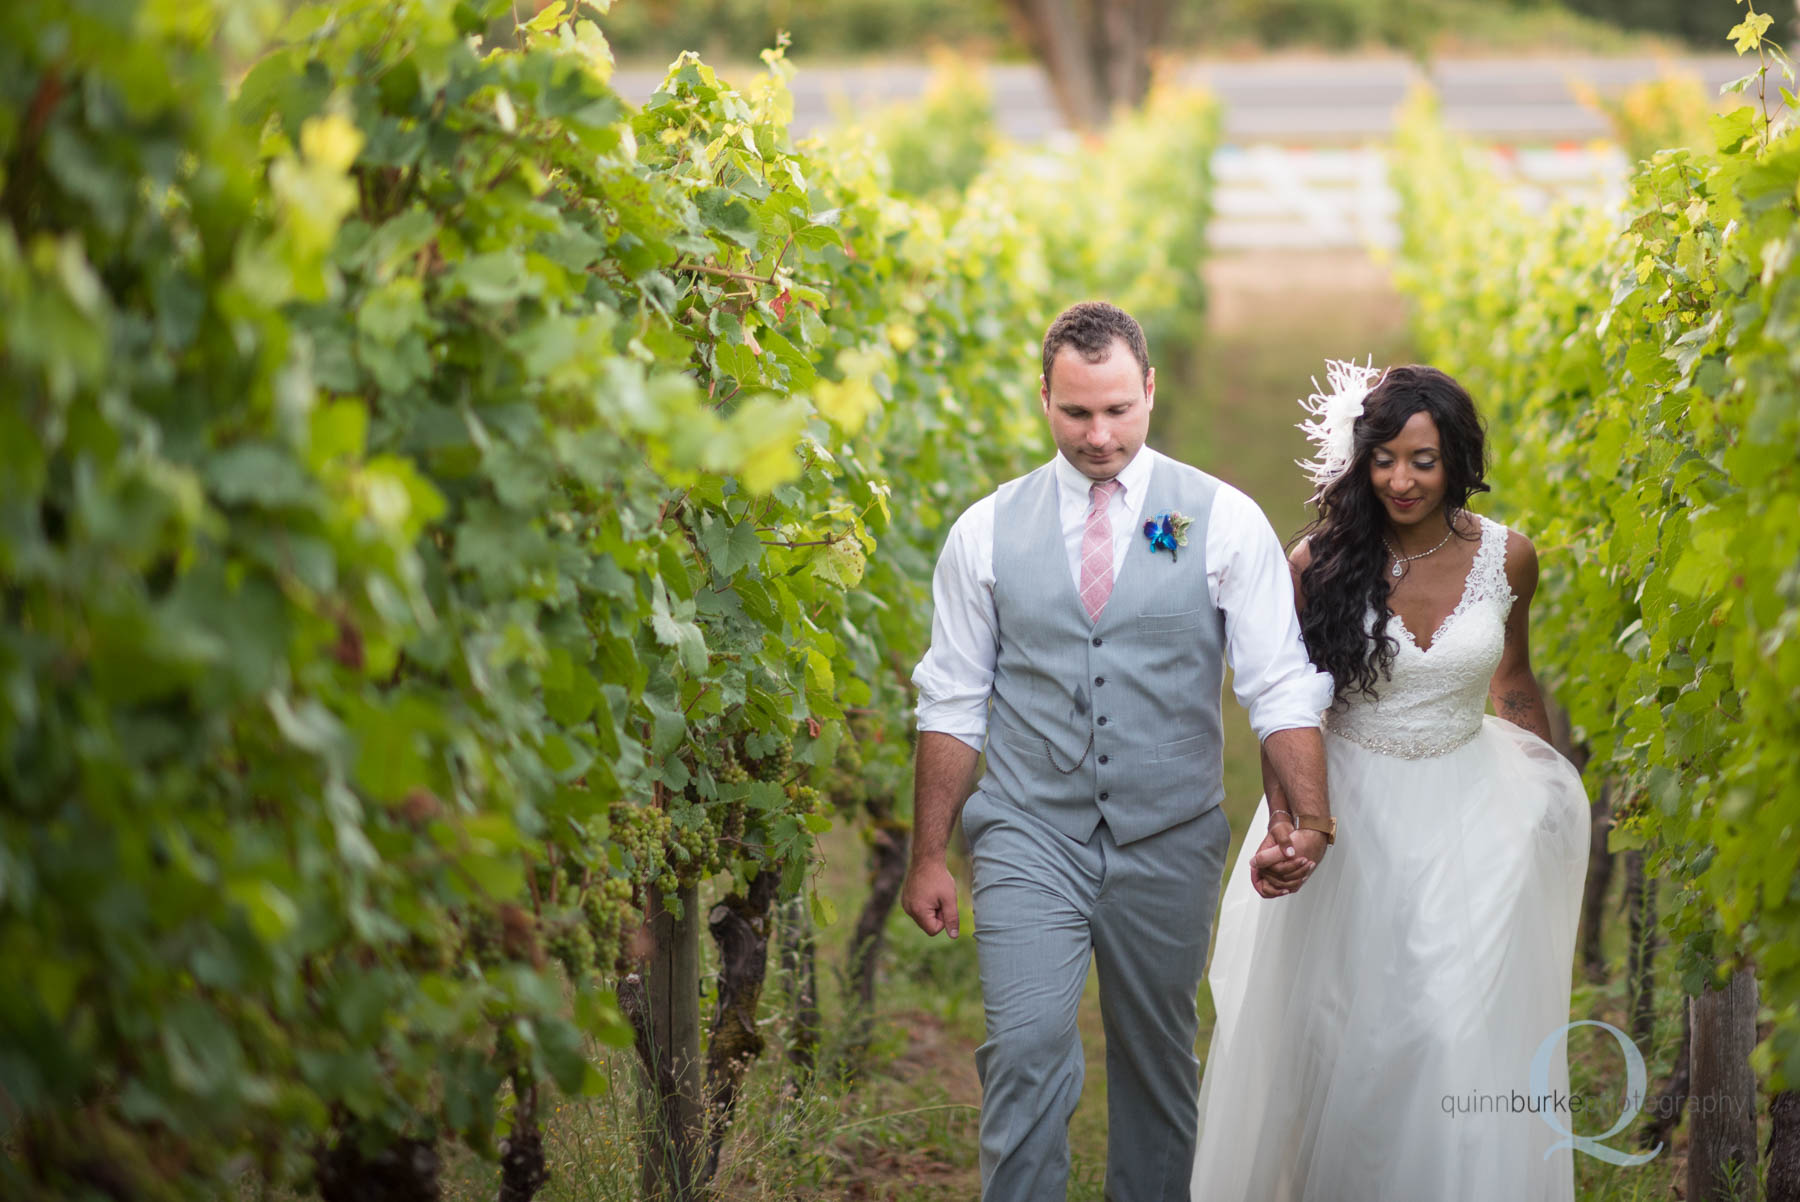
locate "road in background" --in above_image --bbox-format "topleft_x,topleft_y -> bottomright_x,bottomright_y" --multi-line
613,55 -> 1746,248
612,55 -> 1750,142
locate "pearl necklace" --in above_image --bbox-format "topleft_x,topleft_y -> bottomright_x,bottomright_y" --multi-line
1384,526 -> 1454,578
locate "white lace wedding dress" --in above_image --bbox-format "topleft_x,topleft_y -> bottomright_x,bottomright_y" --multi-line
1190,515 -> 1590,1201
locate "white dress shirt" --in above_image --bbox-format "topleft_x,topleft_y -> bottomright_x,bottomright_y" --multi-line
912,446 -> 1334,751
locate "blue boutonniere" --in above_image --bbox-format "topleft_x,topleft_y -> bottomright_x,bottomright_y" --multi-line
1143,511 -> 1193,561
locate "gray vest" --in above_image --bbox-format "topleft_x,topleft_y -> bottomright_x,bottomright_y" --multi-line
980,454 -> 1226,845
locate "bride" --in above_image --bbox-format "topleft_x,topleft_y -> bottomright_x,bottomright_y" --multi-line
1190,364 -> 1591,1200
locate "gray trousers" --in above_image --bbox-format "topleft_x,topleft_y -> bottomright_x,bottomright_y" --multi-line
963,791 -> 1231,1202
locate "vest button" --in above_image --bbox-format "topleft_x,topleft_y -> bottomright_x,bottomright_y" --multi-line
1092,637 -> 1103,647
1099,791 -> 1110,801
1097,716 -> 1108,726
1098,754 -> 1109,765
1094,676 -> 1105,686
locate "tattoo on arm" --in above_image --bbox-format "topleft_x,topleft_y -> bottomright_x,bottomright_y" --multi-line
1497,688 -> 1534,722
1495,684 -> 1554,743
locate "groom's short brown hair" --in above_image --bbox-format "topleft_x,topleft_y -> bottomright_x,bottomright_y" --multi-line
1041,301 -> 1150,388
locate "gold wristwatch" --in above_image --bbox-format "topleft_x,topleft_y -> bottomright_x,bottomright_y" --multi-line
1295,813 -> 1336,845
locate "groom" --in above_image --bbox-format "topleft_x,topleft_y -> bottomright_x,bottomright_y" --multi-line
903,301 -> 1335,1201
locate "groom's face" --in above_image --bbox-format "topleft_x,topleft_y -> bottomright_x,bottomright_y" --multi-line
1039,340 -> 1156,481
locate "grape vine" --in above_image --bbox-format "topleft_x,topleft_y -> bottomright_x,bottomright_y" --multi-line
1389,11 -> 1800,1086
0,0 -> 1218,1194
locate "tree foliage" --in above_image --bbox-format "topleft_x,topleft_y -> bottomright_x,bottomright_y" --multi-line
1562,0 -> 1746,44
0,0 -> 1217,1194
1389,11 -> 1800,1087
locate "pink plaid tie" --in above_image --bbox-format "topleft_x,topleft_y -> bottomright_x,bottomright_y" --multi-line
1079,478 -> 1122,623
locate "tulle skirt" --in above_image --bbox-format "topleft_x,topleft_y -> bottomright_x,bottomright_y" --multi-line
1190,716 -> 1590,1202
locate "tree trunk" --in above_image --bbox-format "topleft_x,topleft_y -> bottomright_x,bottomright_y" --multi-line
1769,1090 -> 1800,1202
314,1125 -> 441,1202
777,892 -> 821,1087
496,1076 -> 548,1202
998,0 -> 1108,130
996,0 -> 1167,129
1688,967 -> 1760,1202
1642,1004 -> 1690,1151
622,881 -> 705,1202
1579,780 -> 1614,980
1624,848 -> 1658,1049
844,816 -> 910,1067
1544,702 -> 1610,984
701,868 -> 781,1184
1096,0 -> 1150,113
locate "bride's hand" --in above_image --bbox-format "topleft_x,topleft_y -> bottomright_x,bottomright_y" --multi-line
1249,815 -> 1322,898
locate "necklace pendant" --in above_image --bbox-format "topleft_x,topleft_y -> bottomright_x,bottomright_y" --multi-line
1391,562 -> 1403,578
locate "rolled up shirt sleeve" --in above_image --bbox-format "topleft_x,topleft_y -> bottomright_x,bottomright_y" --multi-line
911,496 -> 999,753
1207,485 -> 1336,739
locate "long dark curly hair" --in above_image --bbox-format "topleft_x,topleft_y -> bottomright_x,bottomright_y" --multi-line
1296,365 -> 1490,703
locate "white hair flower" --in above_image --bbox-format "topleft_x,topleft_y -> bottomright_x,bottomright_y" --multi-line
1296,357 -> 1385,498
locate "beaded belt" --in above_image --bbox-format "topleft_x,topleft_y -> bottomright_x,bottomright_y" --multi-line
1323,719 -> 1482,761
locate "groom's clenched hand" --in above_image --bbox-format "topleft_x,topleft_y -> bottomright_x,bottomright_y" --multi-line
903,861 -> 962,939
904,732 -> 981,938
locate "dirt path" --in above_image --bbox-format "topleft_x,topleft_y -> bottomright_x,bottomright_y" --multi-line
827,249 -> 1416,1201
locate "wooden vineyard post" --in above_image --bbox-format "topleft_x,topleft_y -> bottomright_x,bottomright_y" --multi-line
623,881 -> 705,1202
1624,849 -> 1657,1048
778,893 -> 821,1086
1770,1089 -> 1800,1202
1688,967 -> 1760,1202
1578,781 -> 1613,980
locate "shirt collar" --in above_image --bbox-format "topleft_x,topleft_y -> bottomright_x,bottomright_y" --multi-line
1052,444 -> 1157,502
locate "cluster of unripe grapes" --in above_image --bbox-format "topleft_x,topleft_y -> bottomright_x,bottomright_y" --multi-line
582,876 -> 634,961
666,812 -> 726,883
542,912 -> 598,981
402,904 -> 461,974
754,735 -> 794,780
714,749 -> 750,845
608,798 -> 676,894
458,907 -> 509,971
827,731 -> 870,810
523,876 -> 638,982
787,782 -> 830,824
426,722 -> 857,984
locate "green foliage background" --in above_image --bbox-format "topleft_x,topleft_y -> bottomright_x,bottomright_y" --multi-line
1389,28 -> 1800,1088
1562,0 -> 1747,45
0,0 -> 1216,1194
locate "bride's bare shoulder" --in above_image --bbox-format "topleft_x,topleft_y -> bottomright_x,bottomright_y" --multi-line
1500,526 -> 1539,600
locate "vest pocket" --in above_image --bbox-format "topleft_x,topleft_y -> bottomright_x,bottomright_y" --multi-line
1138,606 -> 1209,633
1156,733 -> 1211,762
992,720 -> 1045,755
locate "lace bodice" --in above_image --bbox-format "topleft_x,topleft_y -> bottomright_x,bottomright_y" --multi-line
1325,515 -> 1516,759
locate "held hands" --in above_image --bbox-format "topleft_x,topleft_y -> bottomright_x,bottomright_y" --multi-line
901,859 -> 961,938
1248,810 -> 1328,898
1252,730 -> 1331,899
